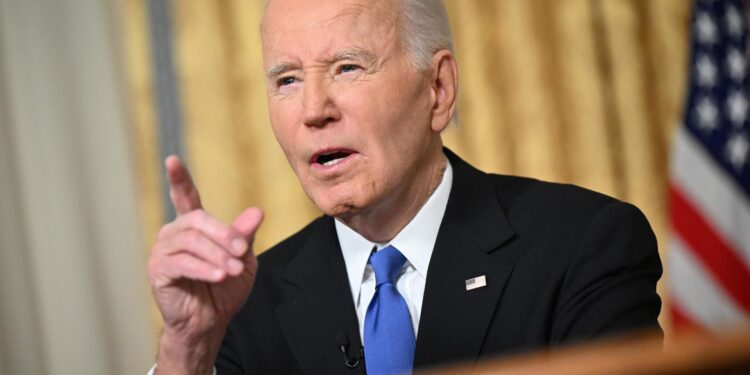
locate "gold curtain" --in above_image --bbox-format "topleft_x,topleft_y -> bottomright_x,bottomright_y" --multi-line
124,0 -> 691,339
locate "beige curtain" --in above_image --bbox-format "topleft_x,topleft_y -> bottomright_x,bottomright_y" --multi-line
125,0 -> 691,339
0,0 -> 155,373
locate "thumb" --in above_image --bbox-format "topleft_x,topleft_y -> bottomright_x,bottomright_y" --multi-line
232,207 -> 264,240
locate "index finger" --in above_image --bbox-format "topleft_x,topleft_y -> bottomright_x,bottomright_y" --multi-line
165,155 -> 202,215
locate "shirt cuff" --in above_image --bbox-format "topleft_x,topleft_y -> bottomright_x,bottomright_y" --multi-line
147,364 -> 217,375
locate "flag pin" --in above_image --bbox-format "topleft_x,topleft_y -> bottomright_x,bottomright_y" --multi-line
465,275 -> 487,291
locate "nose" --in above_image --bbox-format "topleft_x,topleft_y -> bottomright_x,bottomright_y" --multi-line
302,75 -> 341,127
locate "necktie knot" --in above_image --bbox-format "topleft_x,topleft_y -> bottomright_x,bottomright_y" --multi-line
369,245 -> 407,287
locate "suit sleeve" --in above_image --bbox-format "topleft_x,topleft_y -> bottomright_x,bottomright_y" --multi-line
550,201 -> 663,344
215,326 -> 244,374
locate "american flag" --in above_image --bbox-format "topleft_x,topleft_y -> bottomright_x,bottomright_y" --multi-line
669,0 -> 750,332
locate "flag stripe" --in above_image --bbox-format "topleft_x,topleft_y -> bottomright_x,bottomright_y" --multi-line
670,302 -> 703,333
669,236 -> 748,331
671,127 -> 750,264
670,185 -> 750,311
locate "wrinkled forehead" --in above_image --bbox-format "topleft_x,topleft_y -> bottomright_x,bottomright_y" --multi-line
261,0 -> 401,54
262,0 -> 400,29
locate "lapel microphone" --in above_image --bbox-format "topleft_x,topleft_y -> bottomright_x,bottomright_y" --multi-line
335,333 -> 363,368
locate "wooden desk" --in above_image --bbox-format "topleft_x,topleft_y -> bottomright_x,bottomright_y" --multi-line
424,327 -> 750,374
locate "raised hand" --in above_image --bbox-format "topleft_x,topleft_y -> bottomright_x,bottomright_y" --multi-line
148,156 -> 263,374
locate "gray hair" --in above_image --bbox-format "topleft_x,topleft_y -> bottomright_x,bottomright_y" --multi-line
401,0 -> 458,124
263,0 -> 455,71
400,0 -> 455,71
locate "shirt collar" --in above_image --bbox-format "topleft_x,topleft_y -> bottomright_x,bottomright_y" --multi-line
336,158 -> 453,301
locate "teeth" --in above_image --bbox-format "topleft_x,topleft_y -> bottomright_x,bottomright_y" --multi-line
316,151 -> 353,166
323,158 -> 343,166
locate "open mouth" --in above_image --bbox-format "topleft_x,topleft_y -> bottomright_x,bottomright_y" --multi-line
311,149 -> 356,167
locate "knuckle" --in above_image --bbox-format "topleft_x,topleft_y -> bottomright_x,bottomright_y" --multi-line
187,209 -> 206,226
173,254 -> 192,270
217,227 -> 232,243
149,239 -> 167,256
156,223 -> 172,240
182,229 -> 201,244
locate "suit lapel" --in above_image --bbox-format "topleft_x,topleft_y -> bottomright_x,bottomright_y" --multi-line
414,150 -> 516,368
275,217 -> 365,374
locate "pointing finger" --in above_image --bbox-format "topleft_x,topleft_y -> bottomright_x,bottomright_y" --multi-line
229,207 -> 264,260
165,155 -> 202,215
233,207 -> 264,241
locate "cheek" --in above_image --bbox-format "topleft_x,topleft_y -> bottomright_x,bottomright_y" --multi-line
269,100 -> 302,156
371,89 -> 432,149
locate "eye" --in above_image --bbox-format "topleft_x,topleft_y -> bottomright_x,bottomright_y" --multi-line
277,76 -> 297,87
338,64 -> 361,74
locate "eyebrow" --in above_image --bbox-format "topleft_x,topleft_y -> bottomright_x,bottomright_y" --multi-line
330,48 -> 377,65
265,48 -> 378,80
266,63 -> 296,80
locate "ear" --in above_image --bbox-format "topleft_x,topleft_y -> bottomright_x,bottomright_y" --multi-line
429,50 -> 458,133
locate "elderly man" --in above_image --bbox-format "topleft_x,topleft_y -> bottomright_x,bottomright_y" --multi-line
147,0 -> 662,374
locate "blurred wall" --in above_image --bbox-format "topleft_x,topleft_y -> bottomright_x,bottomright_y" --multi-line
0,0 -> 154,373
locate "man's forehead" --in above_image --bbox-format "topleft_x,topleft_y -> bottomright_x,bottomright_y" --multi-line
262,0 -> 399,36
261,0 -> 401,65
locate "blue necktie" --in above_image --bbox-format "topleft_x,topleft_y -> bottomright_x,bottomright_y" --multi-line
364,246 -> 415,375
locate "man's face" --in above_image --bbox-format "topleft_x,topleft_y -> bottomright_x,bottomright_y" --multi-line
262,0 -> 440,219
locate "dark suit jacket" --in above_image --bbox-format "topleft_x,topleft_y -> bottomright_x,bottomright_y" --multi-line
216,149 -> 662,374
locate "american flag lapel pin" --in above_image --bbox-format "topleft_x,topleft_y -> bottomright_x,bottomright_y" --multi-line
465,275 -> 487,291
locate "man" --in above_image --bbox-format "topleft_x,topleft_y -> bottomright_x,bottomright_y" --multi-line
147,0 -> 662,374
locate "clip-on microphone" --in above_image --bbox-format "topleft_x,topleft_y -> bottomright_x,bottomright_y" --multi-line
336,333 -> 363,368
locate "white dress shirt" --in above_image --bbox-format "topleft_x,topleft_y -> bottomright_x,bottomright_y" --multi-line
149,159 -> 453,374
335,159 -> 453,341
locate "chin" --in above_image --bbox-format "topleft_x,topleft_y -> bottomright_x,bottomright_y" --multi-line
323,204 -> 361,219
312,195 -> 361,218
307,187 -> 366,219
